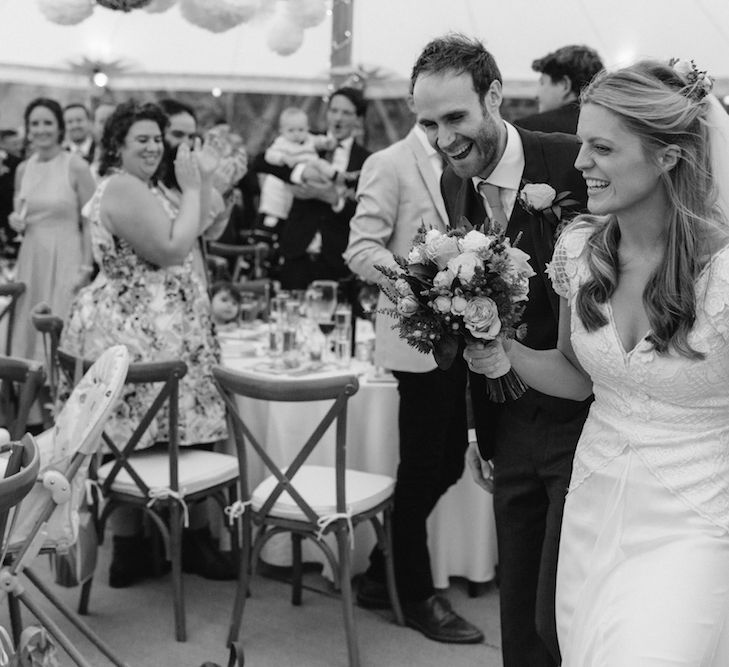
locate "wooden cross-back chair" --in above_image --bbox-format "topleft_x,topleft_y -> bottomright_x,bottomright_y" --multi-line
0,356 -> 45,441
0,346 -> 130,667
57,349 -> 245,643
212,365 -> 403,667
206,241 -> 270,282
0,282 -> 26,356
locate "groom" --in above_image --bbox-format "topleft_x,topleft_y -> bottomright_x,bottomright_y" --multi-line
411,34 -> 592,667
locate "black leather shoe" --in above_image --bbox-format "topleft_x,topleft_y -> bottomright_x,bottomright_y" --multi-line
404,595 -> 484,644
356,574 -> 391,610
182,528 -> 237,581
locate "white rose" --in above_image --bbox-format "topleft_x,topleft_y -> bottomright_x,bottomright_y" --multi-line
425,234 -> 461,270
459,229 -> 492,254
510,279 -> 530,302
450,295 -> 468,315
424,229 -> 442,244
395,278 -> 414,297
433,295 -> 452,314
433,268 -> 455,289
407,245 -> 427,265
506,246 -> 536,278
447,252 -> 481,284
520,183 -> 556,211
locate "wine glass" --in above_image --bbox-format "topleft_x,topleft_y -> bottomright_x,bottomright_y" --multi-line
357,283 -> 379,321
307,280 -> 338,360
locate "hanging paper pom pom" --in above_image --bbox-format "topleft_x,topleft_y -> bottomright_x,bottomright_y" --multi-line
267,11 -> 304,56
285,0 -> 327,29
180,0 -> 260,32
96,0 -> 153,9
144,0 -> 178,12
37,0 -> 94,25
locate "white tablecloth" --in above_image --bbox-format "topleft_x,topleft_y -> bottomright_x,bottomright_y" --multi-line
222,343 -> 498,588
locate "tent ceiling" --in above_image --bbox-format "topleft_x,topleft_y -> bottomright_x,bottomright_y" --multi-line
0,0 -> 728,98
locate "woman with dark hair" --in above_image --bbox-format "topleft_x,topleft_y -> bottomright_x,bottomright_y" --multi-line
466,60 -> 729,664
61,100 -> 232,587
9,96 -> 94,365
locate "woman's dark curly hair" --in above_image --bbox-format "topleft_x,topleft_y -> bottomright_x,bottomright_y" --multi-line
98,100 -> 168,178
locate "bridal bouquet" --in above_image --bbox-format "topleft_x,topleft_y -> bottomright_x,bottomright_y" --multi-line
376,221 -> 534,402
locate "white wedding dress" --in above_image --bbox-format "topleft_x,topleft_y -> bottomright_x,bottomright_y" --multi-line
549,223 -> 729,666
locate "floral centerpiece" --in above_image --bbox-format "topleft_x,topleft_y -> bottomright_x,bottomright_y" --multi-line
376,220 -> 535,402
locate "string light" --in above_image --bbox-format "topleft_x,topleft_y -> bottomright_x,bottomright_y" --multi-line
212,87 -> 222,97
92,69 -> 109,88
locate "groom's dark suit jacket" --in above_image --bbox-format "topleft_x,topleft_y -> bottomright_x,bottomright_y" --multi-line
441,126 -> 592,461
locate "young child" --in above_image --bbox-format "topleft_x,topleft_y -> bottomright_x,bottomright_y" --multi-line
210,281 -> 241,331
258,107 -> 338,229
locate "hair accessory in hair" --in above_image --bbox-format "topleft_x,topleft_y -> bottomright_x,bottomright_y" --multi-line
669,58 -> 713,100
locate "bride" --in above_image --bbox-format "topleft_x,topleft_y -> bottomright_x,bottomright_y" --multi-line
465,60 -> 729,664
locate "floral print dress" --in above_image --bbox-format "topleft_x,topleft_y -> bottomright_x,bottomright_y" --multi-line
61,177 -> 227,449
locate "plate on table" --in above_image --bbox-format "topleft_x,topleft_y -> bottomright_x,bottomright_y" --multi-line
252,360 -> 338,377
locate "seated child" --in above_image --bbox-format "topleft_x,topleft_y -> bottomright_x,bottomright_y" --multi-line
210,281 -> 241,331
259,107 -> 339,229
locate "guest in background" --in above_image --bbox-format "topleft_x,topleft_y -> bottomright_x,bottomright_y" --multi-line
10,98 -> 94,366
62,103 -> 95,162
157,98 -> 236,287
411,34 -> 591,666
90,101 -> 116,179
258,106 -> 336,231
253,87 -> 370,290
344,115 -> 483,644
210,280 -> 241,331
515,45 -> 604,134
61,100 -> 233,587
0,129 -> 23,257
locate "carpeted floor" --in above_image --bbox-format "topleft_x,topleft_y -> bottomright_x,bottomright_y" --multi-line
0,539 -> 503,667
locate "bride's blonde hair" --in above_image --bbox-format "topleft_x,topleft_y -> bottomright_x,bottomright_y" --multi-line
575,60 -> 727,359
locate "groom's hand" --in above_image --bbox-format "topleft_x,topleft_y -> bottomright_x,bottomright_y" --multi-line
466,441 -> 494,493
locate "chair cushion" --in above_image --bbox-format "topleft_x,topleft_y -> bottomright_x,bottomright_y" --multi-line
97,449 -> 239,498
251,465 -> 394,521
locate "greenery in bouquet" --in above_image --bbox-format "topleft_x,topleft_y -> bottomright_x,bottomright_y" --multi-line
376,219 -> 535,401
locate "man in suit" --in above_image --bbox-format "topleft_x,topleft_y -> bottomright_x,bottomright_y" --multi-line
411,34 -> 592,666
62,103 -> 94,163
255,87 -> 370,290
344,119 -> 483,644
0,129 -> 21,257
515,45 -> 603,135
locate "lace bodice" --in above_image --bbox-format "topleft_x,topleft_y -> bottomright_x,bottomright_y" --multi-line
548,223 -> 729,531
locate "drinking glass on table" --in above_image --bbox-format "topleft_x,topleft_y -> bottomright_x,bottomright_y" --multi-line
307,280 -> 338,361
238,291 -> 259,326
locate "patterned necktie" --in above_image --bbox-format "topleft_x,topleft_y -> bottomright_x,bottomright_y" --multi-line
478,181 -> 509,233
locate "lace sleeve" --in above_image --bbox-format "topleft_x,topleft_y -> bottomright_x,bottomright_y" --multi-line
702,245 -> 729,343
545,222 -> 595,301
546,235 -> 571,299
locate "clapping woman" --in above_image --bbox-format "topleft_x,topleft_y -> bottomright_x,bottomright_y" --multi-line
61,101 -> 232,586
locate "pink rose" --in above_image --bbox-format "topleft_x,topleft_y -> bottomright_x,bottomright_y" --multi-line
447,252 -> 481,284
397,295 -> 419,317
463,296 -> 502,340
425,234 -> 461,270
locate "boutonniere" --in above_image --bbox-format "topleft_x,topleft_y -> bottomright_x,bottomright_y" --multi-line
518,182 -> 581,240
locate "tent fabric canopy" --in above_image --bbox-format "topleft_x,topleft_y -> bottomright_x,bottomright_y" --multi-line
0,0 -> 729,98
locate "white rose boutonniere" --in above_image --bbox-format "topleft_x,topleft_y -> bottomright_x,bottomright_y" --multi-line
518,180 -> 581,243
